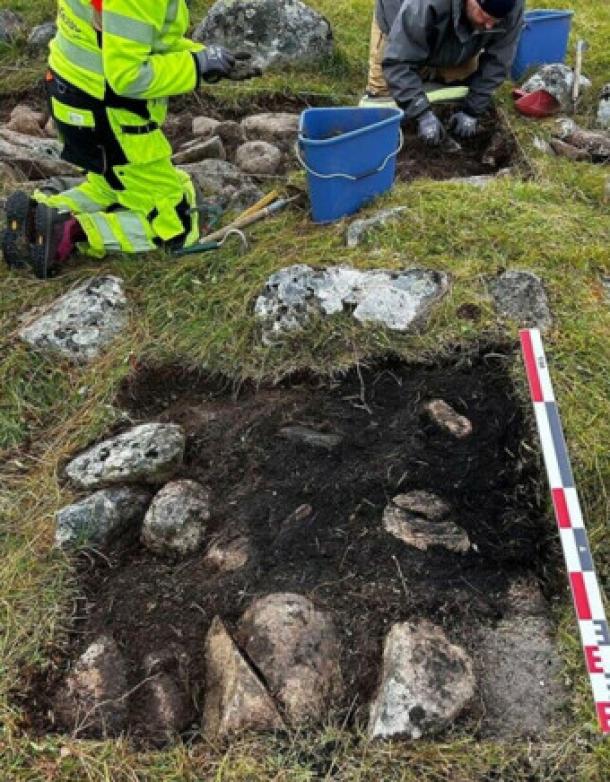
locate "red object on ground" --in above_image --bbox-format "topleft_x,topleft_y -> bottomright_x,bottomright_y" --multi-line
513,88 -> 560,119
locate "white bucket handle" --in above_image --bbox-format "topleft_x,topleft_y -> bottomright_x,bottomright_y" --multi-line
295,128 -> 404,181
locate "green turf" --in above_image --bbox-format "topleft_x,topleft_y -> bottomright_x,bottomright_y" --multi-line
1,0 -> 609,779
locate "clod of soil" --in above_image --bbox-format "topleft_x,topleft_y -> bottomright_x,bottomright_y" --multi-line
18,349 -> 561,745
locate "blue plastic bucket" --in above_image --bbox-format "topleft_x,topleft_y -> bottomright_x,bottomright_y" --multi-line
511,9 -> 574,81
297,107 -> 404,224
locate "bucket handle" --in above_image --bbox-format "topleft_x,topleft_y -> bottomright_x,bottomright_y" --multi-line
295,129 -> 404,181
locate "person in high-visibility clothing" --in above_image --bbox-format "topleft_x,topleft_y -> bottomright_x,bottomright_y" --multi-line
2,0 -> 259,278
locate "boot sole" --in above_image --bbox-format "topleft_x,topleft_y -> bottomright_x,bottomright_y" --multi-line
2,191 -> 32,269
31,204 -> 58,280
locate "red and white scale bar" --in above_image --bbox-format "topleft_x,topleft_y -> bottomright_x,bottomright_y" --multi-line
520,329 -> 610,734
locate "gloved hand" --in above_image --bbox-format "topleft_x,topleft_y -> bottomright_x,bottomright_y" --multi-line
227,51 -> 263,81
417,110 -> 444,146
195,45 -> 236,83
448,111 -> 479,139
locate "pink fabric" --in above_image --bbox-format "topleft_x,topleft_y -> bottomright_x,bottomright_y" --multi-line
56,218 -> 83,263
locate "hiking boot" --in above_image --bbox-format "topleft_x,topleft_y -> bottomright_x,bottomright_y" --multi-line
2,190 -> 36,269
30,202 -> 81,279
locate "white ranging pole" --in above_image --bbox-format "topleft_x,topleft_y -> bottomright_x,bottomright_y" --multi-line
520,328 -> 610,734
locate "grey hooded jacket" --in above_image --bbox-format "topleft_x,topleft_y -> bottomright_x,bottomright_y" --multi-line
376,0 -> 524,118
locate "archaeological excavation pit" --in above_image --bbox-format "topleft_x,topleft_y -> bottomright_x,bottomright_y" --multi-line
17,349 -> 568,746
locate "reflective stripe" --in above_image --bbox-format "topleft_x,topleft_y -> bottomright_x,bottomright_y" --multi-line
103,10 -> 154,45
64,0 -> 94,24
164,0 -> 179,26
61,188 -> 106,213
90,213 -> 122,251
122,63 -> 154,97
55,30 -> 103,74
116,211 -> 155,252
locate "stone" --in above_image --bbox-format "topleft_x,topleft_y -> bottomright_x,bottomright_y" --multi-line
554,118 -> 610,162
0,160 -> 24,184
204,533 -> 251,572
141,480 -> 210,557
18,276 -> 128,363
215,120 -> 246,151
172,136 -> 226,165
446,174 -> 496,187
65,423 -> 186,489
549,137 -> 591,162
236,593 -> 344,725
521,64 -> 592,112
6,104 -> 45,137
53,636 -> 128,737
0,9 -> 25,44
392,491 -> 450,520
192,115 -> 220,139
241,113 -> 300,150
601,275 -> 610,303
279,425 -> 343,450
180,159 -> 263,212
44,117 -> 57,137
488,270 -> 552,331
476,616 -> 567,738
55,488 -> 152,549
368,621 -> 475,740
139,647 -> 194,745
345,207 -> 407,248
422,399 -> 473,439
27,22 -> 57,50
382,498 -> 470,554
193,0 -> 333,71
235,140 -> 282,176
597,84 -> 610,129
504,575 -> 548,617
163,112 -> 193,145
255,264 -> 450,341
203,616 -> 286,738
0,127 -> 76,180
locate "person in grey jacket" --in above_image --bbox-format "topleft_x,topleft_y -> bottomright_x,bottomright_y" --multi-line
367,0 -> 524,145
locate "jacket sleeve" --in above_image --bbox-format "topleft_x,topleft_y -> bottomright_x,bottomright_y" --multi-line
102,0 -> 203,99
462,4 -> 524,116
382,1 -> 436,119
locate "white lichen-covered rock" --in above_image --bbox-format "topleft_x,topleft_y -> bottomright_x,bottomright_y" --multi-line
488,270 -> 552,331
141,480 -> 210,557
18,276 -> 128,363
235,141 -> 282,176
0,9 -> 25,44
55,488 -> 152,548
597,84 -> 610,129
53,636 -> 128,737
27,22 -> 57,50
192,115 -> 221,139
255,264 -> 450,341
203,616 -> 286,738
65,424 -> 186,489
346,207 -> 407,248
236,593 -> 344,725
193,0 -> 333,70
521,64 -> 591,112
369,621 -> 475,740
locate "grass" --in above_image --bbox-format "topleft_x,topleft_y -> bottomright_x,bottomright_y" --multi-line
1,0 -> 610,779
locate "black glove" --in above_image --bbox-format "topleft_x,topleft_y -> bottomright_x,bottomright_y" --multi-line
227,51 -> 263,81
417,109 -> 444,146
448,111 -> 478,139
195,45 -> 236,83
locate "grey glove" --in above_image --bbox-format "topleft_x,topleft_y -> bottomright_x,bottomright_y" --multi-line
449,111 -> 478,139
417,110 -> 444,146
195,45 -> 236,83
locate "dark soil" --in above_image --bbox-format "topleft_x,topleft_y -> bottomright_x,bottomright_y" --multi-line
18,348 -> 558,745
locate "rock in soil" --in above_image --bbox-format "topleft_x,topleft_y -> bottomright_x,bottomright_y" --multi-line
597,84 -> 610,129
141,480 -> 210,557
422,399 -> 473,439
203,616 -> 286,738
193,0 -> 333,70
19,276 -> 127,364
476,616 -> 567,738
549,137 -> 591,162
65,423 -> 186,489
192,115 -> 220,140
383,497 -> 470,554
241,112 -> 300,150
215,120 -> 247,153
278,425 -> 343,450
236,593 -> 344,725
204,533 -> 251,572
368,620 -> 475,739
0,9 -> 25,44
136,647 -> 195,746
392,491 -> 451,520
55,488 -> 152,549
181,159 -> 263,212
27,22 -> 57,50
53,636 -> 128,738
235,140 -> 282,176
345,207 -> 407,248
0,127 -> 77,179
488,270 -> 552,331
172,136 -> 226,165
554,118 -> 610,162
6,104 -> 46,137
